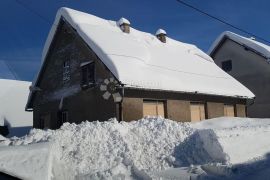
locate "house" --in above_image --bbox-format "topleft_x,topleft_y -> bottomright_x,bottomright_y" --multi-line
0,79 -> 32,137
25,8 -> 254,129
208,31 -> 270,118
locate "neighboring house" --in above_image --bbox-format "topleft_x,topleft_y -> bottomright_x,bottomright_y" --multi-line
0,79 -> 32,137
25,8 -> 254,129
209,31 -> 270,118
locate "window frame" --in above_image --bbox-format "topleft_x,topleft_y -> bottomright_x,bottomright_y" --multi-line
80,61 -> 95,89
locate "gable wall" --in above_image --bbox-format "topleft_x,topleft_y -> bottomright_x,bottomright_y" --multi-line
212,39 -> 270,118
33,19 -> 118,129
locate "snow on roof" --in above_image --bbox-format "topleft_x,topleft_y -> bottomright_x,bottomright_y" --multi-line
156,29 -> 167,35
208,31 -> 270,61
117,17 -> 130,25
0,79 -> 32,137
26,8 -> 254,109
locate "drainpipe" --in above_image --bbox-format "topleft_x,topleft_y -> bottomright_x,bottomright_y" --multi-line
118,84 -> 125,122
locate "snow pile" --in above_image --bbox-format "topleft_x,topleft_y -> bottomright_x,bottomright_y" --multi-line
0,117 -> 270,180
0,79 -> 32,137
193,117 -> 270,164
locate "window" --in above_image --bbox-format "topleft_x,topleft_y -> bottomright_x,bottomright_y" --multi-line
221,60 -> 232,72
224,104 -> 235,117
190,102 -> 205,122
143,100 -> 165,118
81,62 -> 95,87
61,111 -> 68,124
40,113 -> 51,129
63,61 -> 70,82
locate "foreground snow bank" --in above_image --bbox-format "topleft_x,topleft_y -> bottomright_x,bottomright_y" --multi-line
0,117 -> 270,180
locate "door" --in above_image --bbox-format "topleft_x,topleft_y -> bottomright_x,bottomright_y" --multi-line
224,105 -> 235,117
190,103 -> 205,122
143,100 -> 165,118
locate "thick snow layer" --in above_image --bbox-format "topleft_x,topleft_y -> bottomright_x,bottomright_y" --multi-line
27,8 -> 254,110
208,31 -> 270,61
0,117 -> 270,179
0,79 -> 32,137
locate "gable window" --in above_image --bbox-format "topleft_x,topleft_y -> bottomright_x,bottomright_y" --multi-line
63,60 -> 70,82
221,60 -> 232,72
224,104 -> 235,117
81,61 -> 95,88
143,100 -> 165,118
190,102 -> 205,122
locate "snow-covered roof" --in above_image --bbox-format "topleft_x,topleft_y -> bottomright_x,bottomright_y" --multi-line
0,79 -> 32,137
208,31 -> 270,61
26,8 -> 254,109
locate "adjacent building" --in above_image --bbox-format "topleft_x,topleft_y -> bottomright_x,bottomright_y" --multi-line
209,31 -> 270,118
25,8 -> 254,129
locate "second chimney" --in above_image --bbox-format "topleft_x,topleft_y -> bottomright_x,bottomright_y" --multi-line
118,18 -> 130,33
156,29 -> 167,43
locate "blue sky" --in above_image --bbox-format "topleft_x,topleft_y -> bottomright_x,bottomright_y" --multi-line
0,0 -> 270,81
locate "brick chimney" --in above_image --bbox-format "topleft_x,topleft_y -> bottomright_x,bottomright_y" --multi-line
118,18 -> 130,33
156,29 -> 167,43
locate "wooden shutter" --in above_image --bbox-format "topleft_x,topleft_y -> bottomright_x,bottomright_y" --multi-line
224,105 -> 235,117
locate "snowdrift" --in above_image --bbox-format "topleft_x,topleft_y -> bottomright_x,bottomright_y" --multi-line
0,117 -> 270,179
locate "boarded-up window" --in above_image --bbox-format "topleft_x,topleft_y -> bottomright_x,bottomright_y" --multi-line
143,100 -> 165,117
190,102 -> 205,122
224,105 -> 235,117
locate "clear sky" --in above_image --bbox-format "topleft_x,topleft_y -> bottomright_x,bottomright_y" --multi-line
0,0 -> 270,81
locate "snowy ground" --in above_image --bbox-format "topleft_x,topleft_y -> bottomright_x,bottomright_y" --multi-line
0,117 -> 270,180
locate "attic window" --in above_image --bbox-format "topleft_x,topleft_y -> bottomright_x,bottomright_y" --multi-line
81,62 -> 95,88
221,60 -> 232,72
63,60 -> 70,82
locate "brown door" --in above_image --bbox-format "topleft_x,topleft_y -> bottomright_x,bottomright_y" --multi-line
143,100 -> 165,118
224,105 -> 235,117
190,103 -> 205,122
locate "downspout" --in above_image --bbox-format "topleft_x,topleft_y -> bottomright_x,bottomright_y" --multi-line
119,84 -> 125,122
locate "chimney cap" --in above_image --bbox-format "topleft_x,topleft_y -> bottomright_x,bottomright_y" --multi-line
156,29 -> 167,36
118,17 -> 130,26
